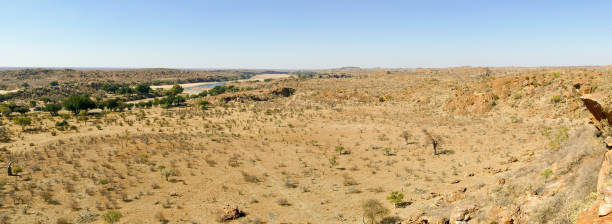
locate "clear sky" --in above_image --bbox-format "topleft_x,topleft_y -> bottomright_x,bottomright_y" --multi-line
1,0 -> 611,69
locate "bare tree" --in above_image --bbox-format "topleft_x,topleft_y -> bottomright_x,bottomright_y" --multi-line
400,130 -> 411,145
3,161 -> 18,177
422,129 -> 439,155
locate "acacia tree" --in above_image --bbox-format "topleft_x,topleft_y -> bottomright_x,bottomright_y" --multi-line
135,84 -> 151,94
63,95 -> 96,114
44,103 -> 62,116
166,84 -> 183,96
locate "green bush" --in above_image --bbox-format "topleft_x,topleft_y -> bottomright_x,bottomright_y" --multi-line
44,103 -> 62,116
13,116 -> 31,131
386,191 -> 404,207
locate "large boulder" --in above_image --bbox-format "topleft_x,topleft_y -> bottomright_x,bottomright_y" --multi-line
580,93 -> 612,125
220,204 -> 245,222
577,201 -> 612,224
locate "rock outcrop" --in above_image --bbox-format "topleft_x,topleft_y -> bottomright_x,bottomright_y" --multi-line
271,87 -> 295,97
578,92 -> 612,223
450,204 -> 477,224
580,93 -> 612,126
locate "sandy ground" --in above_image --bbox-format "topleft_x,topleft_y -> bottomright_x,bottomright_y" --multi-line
0,69 -> 607,223
151,74 -> 291,90
0,89 -> 20,94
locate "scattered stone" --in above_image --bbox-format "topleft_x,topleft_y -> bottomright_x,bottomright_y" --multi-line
606,136 -> 612,148
497,178 -> 506,185
450,179 -> 461,184
599,203 -> 612,217
450,204 -> 477,223
507,156 -> 518,163
220,204 -> 245,222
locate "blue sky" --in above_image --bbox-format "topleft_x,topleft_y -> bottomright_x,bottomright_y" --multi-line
1,0 -> 611,69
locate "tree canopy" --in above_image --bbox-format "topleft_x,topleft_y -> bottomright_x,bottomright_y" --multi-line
63,95 -> 96,114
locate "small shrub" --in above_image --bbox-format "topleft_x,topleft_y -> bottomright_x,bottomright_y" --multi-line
102,210 -> 122,224
277,198 -> 291,206
362,199 -> 389,224
386,191 -> 404,208
541,169 -> 553,180
329,156 -> 338,167
99,179 -> 110,185
161,168 -> 177,181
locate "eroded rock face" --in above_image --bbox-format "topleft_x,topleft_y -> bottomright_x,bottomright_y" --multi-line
580,93 -> 612,125
577,202 -> 612,224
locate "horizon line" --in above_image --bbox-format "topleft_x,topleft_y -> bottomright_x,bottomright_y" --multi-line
1,64 -> 611,71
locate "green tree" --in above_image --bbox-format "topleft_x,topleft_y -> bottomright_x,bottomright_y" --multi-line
166,84 -> 184,96
44,103 -> 62,116
63,95 -> 96,114
13,106 -> 29,115
135,84 -> 151,94
14,116 -> 31,131
362,199 -> 389,224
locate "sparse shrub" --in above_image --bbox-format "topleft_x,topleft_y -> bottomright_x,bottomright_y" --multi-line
362,199 -> 389,224
161,168 -> 177,181
284,177 -> 298,188
199,100 -> 211,110
242,172 -> 261,183
99,179 -> 110,185
13,116 -> 31,131
335,145 -> 344,153
551,95 -> 562,103
343,174 -> 359,186
102,210 -> 122,224
0,127 -> 10,142
329,156 -> 338,167
541,169 -> 553,180
277,198 -> 291,206
56,218 -> 71,224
